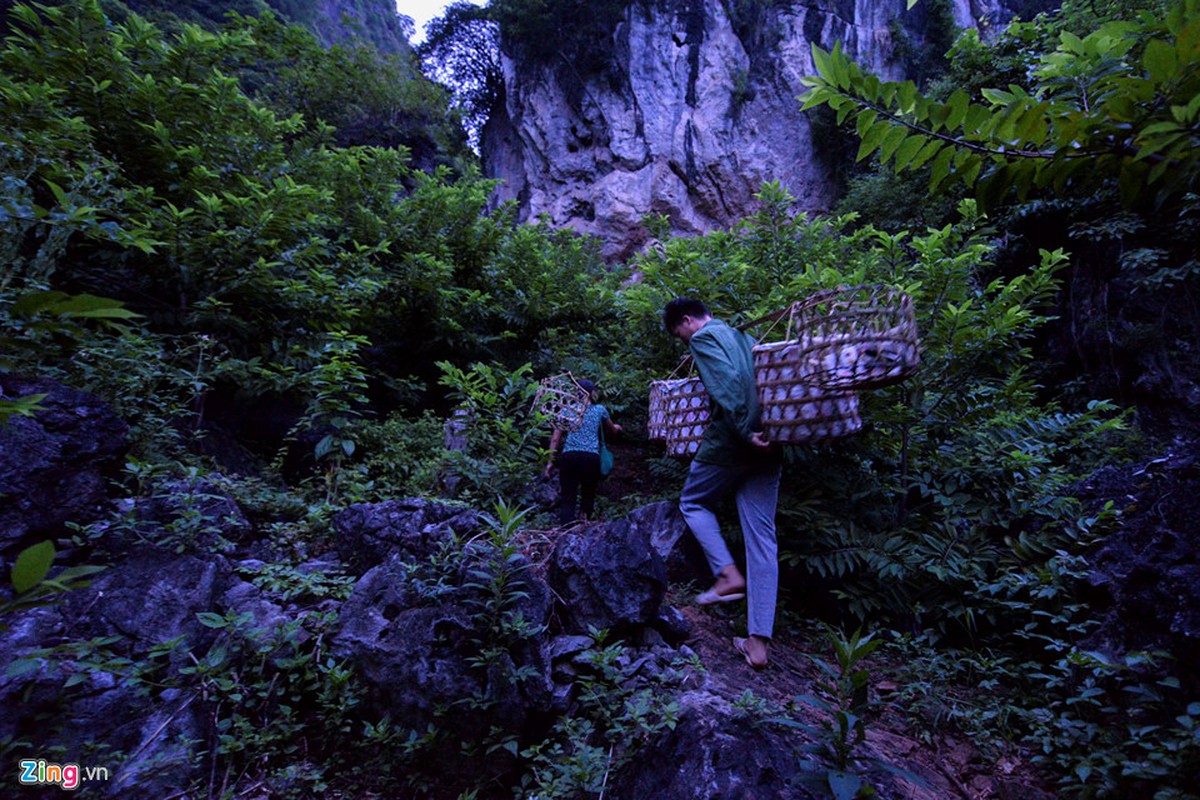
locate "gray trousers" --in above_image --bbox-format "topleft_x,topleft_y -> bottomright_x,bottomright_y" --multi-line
679,459 -> 782,639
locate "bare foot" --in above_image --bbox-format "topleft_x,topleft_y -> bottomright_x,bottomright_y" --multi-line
713,564 -> 746,594
734,635 -> 769,670
696,565 -> 747,605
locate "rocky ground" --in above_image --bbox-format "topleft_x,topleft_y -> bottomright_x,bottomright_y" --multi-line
4,377 -> 1195,798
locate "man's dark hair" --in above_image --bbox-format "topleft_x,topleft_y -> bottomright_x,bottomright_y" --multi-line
662,297 -> 710,331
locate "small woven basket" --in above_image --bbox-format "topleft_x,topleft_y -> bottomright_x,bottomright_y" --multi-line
753,339 -> 862,443
790,285 -> 919,391
648,377 -> 710,457
533,373 -> 588,431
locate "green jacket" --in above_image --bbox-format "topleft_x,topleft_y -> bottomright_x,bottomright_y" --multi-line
689,318 -> 764,465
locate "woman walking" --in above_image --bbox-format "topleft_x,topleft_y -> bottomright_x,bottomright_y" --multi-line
544,379 -> 622,525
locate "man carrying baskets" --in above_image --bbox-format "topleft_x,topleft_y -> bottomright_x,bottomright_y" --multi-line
663,298 -> 782,670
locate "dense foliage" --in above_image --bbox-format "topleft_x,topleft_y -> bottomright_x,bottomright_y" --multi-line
3,0 -> 1199,798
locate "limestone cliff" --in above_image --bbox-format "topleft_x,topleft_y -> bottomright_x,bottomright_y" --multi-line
281,0 -> 414,54
482,0 -> 1011,260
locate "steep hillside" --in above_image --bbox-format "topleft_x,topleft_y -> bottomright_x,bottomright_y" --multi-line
0,0 -> 415,53
267,0 -> 415,53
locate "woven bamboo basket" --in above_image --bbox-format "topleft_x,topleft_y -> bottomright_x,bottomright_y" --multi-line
646,381 -> 667,440
533,373 -> 588,431
753,339 -> 862,443
790,286 -> 920,391
648,377 -> 710,457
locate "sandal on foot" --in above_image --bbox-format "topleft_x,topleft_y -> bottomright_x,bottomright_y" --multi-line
696,587 -> 746,605
733,636 -> 768,670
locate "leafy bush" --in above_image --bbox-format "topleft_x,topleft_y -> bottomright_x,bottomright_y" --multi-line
614,187 -> 1126,634
435,361 -> 547,503
518,629 -> 682,800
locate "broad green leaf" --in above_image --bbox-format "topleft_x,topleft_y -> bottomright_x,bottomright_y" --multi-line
5,657 -> 43,678
946,90 -> 970,129
1015,106 -> 1049,146
961,154 -> 983,185
10,290 -> 69,317
862,73 -> 883,102
976,165 -> 1010,212
44,179 -> 68,206
196,612 -> 228,629
811,44 -> 832,81
1060,31 -> 1086,55
927,102 -> 950,132
878,126 -> 909,164
798,87 -> 828,111
856,120 -> 890,162
928,146 -> 956,191
1186,92 -> 1200,121
1136,129 -> 1187,162
1142,38 -> 1178,83
908,138 -> 944,170
981,87 -> 1015,105
830,49 -> 851,90
893,135 -> 927,170
964,105 -> 992,136
1139,121 -> 1185,137
12,541 -> 55,594
855,109 -> 879,138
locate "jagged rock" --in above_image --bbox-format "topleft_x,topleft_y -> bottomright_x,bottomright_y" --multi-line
484,0 -> 1013,260
126,476 -> 253,554
0,549 -> 227,795
331,548 -> 554,772
222,576 -> 290,634
549,634 -> 596,663
0,375 -> 128,555
548,518 -> 668,635
0,605 -> 63,742
102,688 -> 206,800
609,688 -> 963,800
628,500 -> 709,583
333,498 -> 482,574
10,672 -> 206,800
652,604 -> 693,644
63,548 -> 232,660
607,690 -> 820,798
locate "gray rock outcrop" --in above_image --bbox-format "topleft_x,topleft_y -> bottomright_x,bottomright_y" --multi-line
484,0 -> 1011,260
0,489 -> 1001,798
333,497 -> 483,574
0,375 -> 128,555
628,499 -> 709,582
607,690 -> 821,798
549,517 -> 669,635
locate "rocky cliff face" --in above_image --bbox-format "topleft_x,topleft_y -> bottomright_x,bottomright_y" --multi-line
273,0 -> 414,53
482,0 -> 1010,260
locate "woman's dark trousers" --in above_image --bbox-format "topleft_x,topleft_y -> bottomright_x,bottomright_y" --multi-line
558,451 -> 601,524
